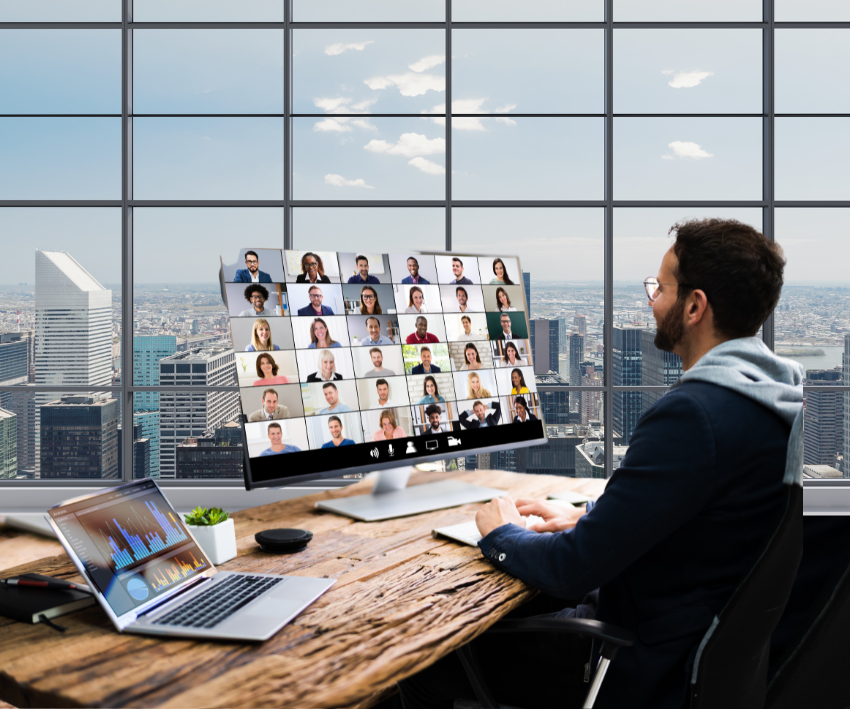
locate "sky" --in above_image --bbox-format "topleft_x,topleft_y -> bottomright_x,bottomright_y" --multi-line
0,16 -> 848,284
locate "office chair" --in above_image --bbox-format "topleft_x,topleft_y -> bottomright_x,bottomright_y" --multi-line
689,482 -> 803,708
764,541 -> 850,709
456,617 -> 635,709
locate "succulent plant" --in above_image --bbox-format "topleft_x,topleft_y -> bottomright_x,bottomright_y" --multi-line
184,506 -> 230,526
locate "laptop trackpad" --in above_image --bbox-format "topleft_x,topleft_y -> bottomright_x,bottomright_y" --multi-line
245,597 -> 301,619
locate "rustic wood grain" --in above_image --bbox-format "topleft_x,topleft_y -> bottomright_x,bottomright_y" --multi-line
0,528 -> 64,573
0,470 -> 606,709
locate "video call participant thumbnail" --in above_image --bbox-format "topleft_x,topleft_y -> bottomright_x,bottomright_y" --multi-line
509,368 -> 531,395
239,284 -> 275,317
498,341 -> 527,368
372,409 -> 407,441
491,312 -> 528,341
308,317 -> 342,349
296,252 -> 332,283
464,371 -> 493,399
233,250 -> 272,283
260,422 -> 301,455
458,342 -> 485,371
495,286 -> 517,312
459,400 -> 501,429
405,286 -> 428,314
422,403 -> 450,434
411,345 -> 440,374
364,347 -> 396,377
254,353 -> 290,386
358,285 -> 383,315
406,316 -> 440,344
449,257 -> 474,285
417,375 -> 447,405
322,416 -> 356,448
298,285 -> 334,316
307,349 -> 343,382
402,256 -> 429,284
362,316 -> 394,346
348,255 -> 380,284
319,382 -> 352,414
512,395 -> 538,423
488,257 -> 515,286
248,388 -> 289,422
245,318 -> 280,351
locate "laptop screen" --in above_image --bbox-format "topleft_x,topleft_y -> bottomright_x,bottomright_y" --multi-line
48,480 -> 213,618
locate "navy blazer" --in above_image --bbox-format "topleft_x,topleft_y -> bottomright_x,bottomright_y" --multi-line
479,382 -> 789,709
411,363 -> 441,375
401,275 -> 430,285
297,304 -> 334,317
233,268 -> 272,283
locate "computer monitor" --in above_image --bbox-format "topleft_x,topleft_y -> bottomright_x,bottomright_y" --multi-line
221,249 -> 546,520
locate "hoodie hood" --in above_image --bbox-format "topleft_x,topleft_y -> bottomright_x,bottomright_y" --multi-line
673,336 -> 804,485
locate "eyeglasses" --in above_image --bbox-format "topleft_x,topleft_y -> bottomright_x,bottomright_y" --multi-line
309,292 -> 322,298
245,259 -> 258,264
249,294 -> 265,301
644,277 -> 678,302
305,261 -> 318,267
362,294 -> 376,300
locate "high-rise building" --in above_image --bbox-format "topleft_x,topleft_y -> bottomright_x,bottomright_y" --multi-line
133,410 -> 160,478
803,369 -> 843,468
532,319 -> 560,375
844,335 -> 850,477
133,335 -> 178,412
580,360 -> 603,424
537,373 -> 571,425
0,333 -> 31,476
158,347 -> 239,478
117,422 -> 152,480
569,332 -> 585,415
176,424 -> 243,479
34,251 -> 112,476
640,330 -> 683,414
0,407 -> 17,479
40,395 -> 119,479
574,314 -> 587,338
522,271 -> 531,310
0,333 -> 28,390
613,326 -> 643,444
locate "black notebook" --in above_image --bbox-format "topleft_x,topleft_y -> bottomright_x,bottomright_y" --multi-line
0,574 -> 96,624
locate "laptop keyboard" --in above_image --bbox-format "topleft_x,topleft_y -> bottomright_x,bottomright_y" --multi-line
152,575 -> 285,629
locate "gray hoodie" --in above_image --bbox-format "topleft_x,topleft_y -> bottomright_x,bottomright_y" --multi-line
673,335 -> 804,485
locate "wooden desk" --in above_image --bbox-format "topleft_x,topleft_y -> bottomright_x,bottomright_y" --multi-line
0,470 -> 606,709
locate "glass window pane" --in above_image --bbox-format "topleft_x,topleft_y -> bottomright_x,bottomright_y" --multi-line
0,208 -> 122,389
133,0 -> 283,22
293,117 -> 444,200
453,207 -> 604,387
776,1 -> 850,22
775,210 -> 850,380
614,118 -> 762,200
293,208 -> 444,252
614,30 -> 762,114
294,0 -> 443,22
0,0 -> 119,22
0,118 -> 120,199
452,0 -> 602,22
134,31 -> 284,115
776,30 -> 850,114
0,31 -> 120,114
133,118 -> 284,200
294,30 -> 444,115
614,0 -> 761,21
452,30 -> 603,115
453,118 -> 603,200
776,119 -> 850,200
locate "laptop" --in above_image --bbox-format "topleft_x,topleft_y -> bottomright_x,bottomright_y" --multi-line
45,478 -> 334,642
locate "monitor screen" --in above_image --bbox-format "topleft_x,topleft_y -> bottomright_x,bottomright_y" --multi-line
222,250 -> 546,489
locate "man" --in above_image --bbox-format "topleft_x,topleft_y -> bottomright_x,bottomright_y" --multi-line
374,379 -> 396,408
233,250 -> 272,283
259,422 -> 301,455
455,315 -> 479,342
411,346 -> 441,374
348,255 -> 380,284
493,313 -> 514,340
362,316 -> 394,346
402,256 -> 430,285
449,257 -> 473,285
512,395 -> 538,424
321,416 -> 355,448
406,316 -> 440,344
454,286 -> 471,313
297,285 -> 334,316
364,347 -> 396,377
397,219 -> 799,709
423,403 -> 449,434
247,388 -> 290,422
318,382 -> 351,414
238,284 -> 275,317
459,400 -> 501,430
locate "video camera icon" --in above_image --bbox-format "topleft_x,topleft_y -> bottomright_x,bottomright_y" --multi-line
447,436 -> 461,447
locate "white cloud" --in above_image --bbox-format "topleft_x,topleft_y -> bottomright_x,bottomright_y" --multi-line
408,157 -> 445,175
364,132 -> 446,157
495,117 -> 517,126
313,118 -> 352,133
408,55 -> 446,72
495,103 -> 517,113
420,98 -> 518,130
351,98 -> 378,111
313,97 -> 377,115
662,141 -> 714,160
661,70 -> 714,89
324,174 -> 375,189
364,72 -> 445,97
324,40 -> 375,56
350,118 -> 378,131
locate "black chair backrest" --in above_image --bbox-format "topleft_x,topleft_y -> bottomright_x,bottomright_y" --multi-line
690,483 -> 803,708
765,544 -> 850,709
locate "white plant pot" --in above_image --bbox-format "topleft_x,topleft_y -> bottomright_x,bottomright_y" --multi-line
184,517 -> 237,565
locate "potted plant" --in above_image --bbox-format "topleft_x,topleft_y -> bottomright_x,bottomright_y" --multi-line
183,506 -> 237,565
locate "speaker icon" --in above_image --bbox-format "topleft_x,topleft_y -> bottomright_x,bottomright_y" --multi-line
370,448 -> 380,459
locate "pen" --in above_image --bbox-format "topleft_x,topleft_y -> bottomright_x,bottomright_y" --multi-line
1,578 -> 93,594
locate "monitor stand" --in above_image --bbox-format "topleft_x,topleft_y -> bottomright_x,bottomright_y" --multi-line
314,466 -> 506,522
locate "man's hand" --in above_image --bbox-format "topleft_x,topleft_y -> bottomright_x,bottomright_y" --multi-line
475,497 -> 525,538
515,498 -> 586,533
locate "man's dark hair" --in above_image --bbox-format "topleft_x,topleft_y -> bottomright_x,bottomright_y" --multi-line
244,284 -> 269,302
328,416 -> 342,427
267,422 -> 281,432
365,316 -> 380,327
670,218 -> 785,339
461,315 -> 471,323
425,403 -> 442,418
452,257 -> 463,266
376,378 -> 388,388
356,255 -> 368,265
420,346 -> 431,355
322,382 -> 337,391
456,286 -> 468,296
407,256 -> 419,265
245,250 -> 259,261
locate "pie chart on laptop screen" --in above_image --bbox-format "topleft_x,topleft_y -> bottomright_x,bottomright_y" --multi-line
126,576 -> 149,601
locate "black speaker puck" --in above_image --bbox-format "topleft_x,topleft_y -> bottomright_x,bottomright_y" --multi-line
254,528 -> 313,554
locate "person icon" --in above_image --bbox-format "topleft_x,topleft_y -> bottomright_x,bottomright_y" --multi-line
234,250 -> 272,283
406,440 -> 417,454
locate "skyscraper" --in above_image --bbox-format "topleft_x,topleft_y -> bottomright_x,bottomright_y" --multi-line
133,335 -> 178,412
133,410 -> 161,478
0,408 -> 17,479
640,330 -> 683,414
574,314 -> 587,337
569,332 -> 585,416
40,395 -> 119,479
532,319 -> 560,375
0,333 -> 30,475
158,347 -> 239,478
613,326 -> 643,444
844,334 -> 850,477
522,271 -> 531,310
803,369 -> 843,467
